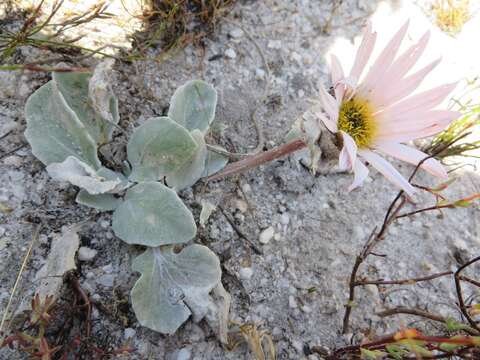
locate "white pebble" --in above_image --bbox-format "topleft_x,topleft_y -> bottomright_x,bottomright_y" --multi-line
288,295 -> 298,309
239,267 -> 253,280
280,213 -> 290,225
267,40 -> 282,49
100,220 -> 110,229
225,48 -> 236,59
124,328 -> 136,339
229,28 -> 244,38
177,348 -> 192,360
77,247 -> 97,262
0,226 -> 5,237
259,226 -> 275,244
255,68 -> 266,80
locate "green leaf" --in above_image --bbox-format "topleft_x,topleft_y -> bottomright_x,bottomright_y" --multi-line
168,80 -> 217,133
112,182 -> 196,246
46,156 -> 129,194
131,245 -> 221,334
166,130 -> 207,191
53,70 -> 119,145
360,348 -> 386,359
127,117 -> 198,182
76,190 -> 121,211
201,146 -> 229,177
385,344 -> 408,360
25,81 -> 101,168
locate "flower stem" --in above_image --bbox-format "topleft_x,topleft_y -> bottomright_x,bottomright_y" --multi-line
206,138 -> 307,181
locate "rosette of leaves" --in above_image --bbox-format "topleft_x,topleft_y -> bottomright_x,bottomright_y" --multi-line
25,72 -> 229,337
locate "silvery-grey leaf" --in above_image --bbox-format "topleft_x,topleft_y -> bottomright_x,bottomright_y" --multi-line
131,245 -> 221,334
25,81 -> 101,168
76,190 -> 121,211
53,71 -> 118,145
112,182 -> 196,246
166,130 -> 207,191
127,117 -> 198,182
168,80 -> 217,133
46,156 -> 126,194
87,59 -> 119,131
201,146 -> 229,177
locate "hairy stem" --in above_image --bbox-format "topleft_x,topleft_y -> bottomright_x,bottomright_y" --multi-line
206,138 -> 307,181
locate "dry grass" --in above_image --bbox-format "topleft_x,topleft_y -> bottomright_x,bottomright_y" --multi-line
130,0 -> 236,59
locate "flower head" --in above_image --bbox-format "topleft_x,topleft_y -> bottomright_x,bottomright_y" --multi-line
318,21 -> 460,196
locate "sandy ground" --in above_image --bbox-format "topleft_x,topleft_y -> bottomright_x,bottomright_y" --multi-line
1,0 -> 479,359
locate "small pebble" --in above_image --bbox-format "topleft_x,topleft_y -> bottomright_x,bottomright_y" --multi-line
255,68 -> 266,80
229,28 -> 244,38
234,199 -> 248,213
259,226 -> 275,244
97,274 -> 115,287
225,48 -> 237,59
239,267 -> 253,280
100,220 -> 110,229
0,226 -> 5,237
280,213 -> 290,226
177,347 -> 192,360
77,247 -> 97,262
267,40 -> 282,49
288,295 -> 298,309
124,328 -> 136,339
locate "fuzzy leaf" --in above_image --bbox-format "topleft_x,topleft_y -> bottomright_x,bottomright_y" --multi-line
166,130 -> 207,190
201,146 -> 229,177
112,182 -> 196,246
76,190 -> 121,211
131,245 -> 221,334
53,71 -> 118,145
168,80 -> 217,133
127,117 -> 198,182
25,81 -> 101,168
46,156 -> 128,194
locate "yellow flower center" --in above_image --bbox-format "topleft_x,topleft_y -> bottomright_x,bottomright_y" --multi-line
337,97 -> 376,148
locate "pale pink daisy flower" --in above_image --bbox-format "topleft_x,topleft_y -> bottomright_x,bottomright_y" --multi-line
318,21 -> 460,196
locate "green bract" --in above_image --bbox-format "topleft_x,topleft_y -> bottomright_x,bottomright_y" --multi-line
131,245 -> 221,334
112,182 -> 197,246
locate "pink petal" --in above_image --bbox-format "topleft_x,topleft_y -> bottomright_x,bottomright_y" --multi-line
376,110 -> 460,135
348,158 -> 369,192
359,149 -> 415,196
375,110 -> 460,142
330,54 -> 345,102
338,147 -> 350,170
375,58 -> 441,108
340,131 -> 358,168
349,22 -> 377,88
376,142 -> 448,178
317,110 -> 338,133
377,82 -> 457,117
360,20 -> 409,94
318,83 -> 339,123
381,31 -> 431,88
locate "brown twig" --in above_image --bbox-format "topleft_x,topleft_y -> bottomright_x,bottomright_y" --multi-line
341,133 -> 467,334
218,206 -> 263,255
355,271 -> 453,286
207,139 -> 306,181
0,64 -> 92,72
66,273 -> 92,338
455,256 -> 480,333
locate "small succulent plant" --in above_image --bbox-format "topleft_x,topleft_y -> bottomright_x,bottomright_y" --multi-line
25,64 -> 229,335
